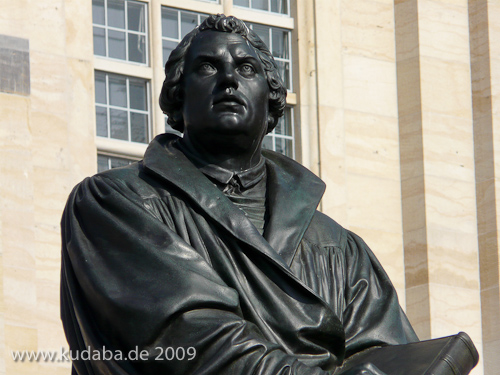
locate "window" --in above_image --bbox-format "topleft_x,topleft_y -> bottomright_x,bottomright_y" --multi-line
93,0 -> 148,64
234,0 -> 290,16
97,154 -> 135,172
95,71 -> 151,144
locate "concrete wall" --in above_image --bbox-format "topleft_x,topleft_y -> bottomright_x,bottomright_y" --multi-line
0,0 -> 95,373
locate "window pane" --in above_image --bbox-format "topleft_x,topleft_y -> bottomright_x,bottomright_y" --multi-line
127,1 -> 145,32
97,154 -> 109,173
271,0 -> 288,14
162,8 -> 178,39
109,109 -> 128,140
109,76 -> 127,107
129,80 -> 147,110
130,112 -> 148,143
275,137 -> 293,157
274,107 -> 292,136
108,0 -> 125,29
234,0 -> 250,6
252,24 -> 270,47
253,0 -> 269,11
108,30 -> 126,60
96,106 -> 108,137
162,39 -> 178,64
93,26 -> 106,56
181,12 -> 198,38
272,29 -> 289,59
92,0 -> 105,25
276,60 -> 290,89
94,72 -> 106,104
128,33 -> 146,63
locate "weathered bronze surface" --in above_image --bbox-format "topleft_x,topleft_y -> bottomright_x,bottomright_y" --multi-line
61,14 -> 420,375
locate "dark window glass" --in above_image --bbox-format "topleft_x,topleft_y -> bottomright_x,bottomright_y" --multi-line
128,33 -> 146,63
161,8 -> 178,39
93,27 -> 106,56
108,30 -> 126,60
181,12 -> 198,38
92,0 -> 105,25
110,108 -> 128,140
108,0 -> 126,28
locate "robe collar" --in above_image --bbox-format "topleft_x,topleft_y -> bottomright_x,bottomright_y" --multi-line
142,134 -> 326,268
175,139 -> 267,189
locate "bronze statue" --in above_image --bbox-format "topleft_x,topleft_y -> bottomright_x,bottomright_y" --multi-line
61,14 -> 477,375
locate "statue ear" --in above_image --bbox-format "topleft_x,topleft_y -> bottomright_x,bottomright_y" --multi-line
267,115 -> 275,134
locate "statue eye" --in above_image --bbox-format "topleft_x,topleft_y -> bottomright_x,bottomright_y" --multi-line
238,64 -> 256,77
198,63 -> 216,74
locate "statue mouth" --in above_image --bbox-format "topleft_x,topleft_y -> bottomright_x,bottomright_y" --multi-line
213,94 -> 245,107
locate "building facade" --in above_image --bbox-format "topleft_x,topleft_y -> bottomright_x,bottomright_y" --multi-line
0,0 -> 499,374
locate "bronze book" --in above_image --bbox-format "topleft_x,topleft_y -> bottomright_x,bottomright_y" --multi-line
338,332 -> 479,375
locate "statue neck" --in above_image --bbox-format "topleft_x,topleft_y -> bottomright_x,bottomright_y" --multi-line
178,133 -> 263,173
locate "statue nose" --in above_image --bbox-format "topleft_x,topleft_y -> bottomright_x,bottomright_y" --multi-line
218,66 -> 238,90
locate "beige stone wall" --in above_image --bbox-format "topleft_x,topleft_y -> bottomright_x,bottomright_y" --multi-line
0,0 -> 499,374
0,0 -> 95,374
295,0 -> 500,374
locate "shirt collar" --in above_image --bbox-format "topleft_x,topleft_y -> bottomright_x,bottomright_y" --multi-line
175,139 -> 266,189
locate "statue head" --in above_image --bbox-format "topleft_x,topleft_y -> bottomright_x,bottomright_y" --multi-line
159,14 -> 287,134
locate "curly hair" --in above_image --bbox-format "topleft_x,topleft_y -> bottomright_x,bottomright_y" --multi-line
159,14 -> 287,133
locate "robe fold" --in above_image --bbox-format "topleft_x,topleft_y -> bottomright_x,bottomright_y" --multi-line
61,134 -> 417,375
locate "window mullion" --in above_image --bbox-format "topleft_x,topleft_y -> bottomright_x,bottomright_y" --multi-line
105,73 -> 111,137
144,2 -> 149,66
104,0 -> 109,58
146,80 -> 151,141
289,39 -> 292,90
177,11 -> 181,40
125,0 -> 129,62
126,77 -> 131,141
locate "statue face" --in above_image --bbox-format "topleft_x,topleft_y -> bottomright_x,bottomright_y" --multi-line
181,30 -> 270,148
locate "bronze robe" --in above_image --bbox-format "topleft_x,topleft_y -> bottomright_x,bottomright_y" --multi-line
61,134 -> 417,375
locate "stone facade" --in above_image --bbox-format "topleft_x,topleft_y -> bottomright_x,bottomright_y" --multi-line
0,0 -> 498,374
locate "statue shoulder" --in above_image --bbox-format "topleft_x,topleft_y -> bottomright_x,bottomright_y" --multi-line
74,161 -> 168,203
303,210 -> 347,249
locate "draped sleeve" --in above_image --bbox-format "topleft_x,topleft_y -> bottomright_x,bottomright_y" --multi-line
291,212 -> 418,360
342,231 -> 418,357
60,172 -> 333,375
